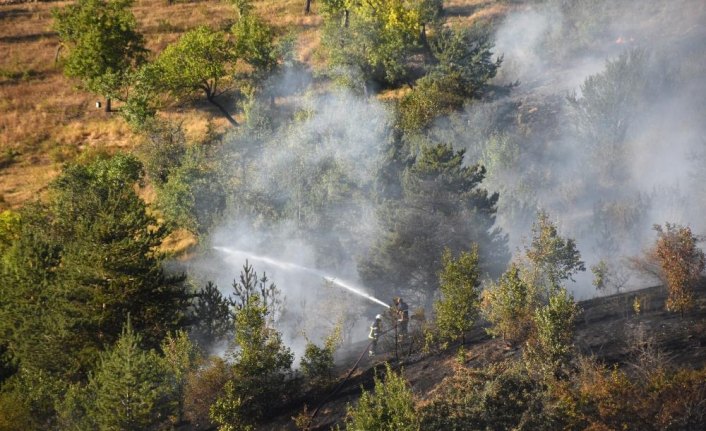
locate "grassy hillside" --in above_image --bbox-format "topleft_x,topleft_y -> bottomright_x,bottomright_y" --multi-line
0,0 -> 503,210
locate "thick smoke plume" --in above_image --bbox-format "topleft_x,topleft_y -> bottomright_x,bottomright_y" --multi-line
188,0 -> 706,356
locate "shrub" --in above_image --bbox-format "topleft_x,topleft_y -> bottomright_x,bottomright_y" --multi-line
653,223 -> 705,315
343,363 -> 419,431
524,287 -> 578,378
482,263 -> 536,345
301,325 -> 342,388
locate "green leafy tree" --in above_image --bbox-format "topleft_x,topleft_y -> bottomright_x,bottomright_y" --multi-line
160,331 -> 200,424
568,49 -> 649,181
360,143 -> 508,305
524,287 -> 579,378
433,246 -> 482,345
344,363 -> 419,431
154,26 -> 238,125
53,0 -> 147,112
232,14 -> 278,78
525,211 -> 585,296
322,0 -> 422,86
481,263 -> 536,345
301,324 -> 342,387
156,146 -> 227,235
58,321 -> 174,431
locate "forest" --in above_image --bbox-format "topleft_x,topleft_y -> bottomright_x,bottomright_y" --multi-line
1,0 -> 705,430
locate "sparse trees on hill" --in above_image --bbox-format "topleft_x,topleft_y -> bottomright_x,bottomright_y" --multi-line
53,0 -> 147,112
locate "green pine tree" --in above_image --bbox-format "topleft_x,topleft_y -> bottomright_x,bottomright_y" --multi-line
434,246 -> 482,345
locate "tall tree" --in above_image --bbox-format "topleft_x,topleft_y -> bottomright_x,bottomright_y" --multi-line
53,0 -> 147,112
58,321 -> 174,430
0,154 -> 188,380
360,143 -> 508,305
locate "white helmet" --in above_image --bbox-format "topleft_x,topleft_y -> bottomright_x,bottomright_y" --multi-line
375,314 -> 382,320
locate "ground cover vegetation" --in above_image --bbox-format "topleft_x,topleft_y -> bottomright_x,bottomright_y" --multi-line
1,0 -> 706,430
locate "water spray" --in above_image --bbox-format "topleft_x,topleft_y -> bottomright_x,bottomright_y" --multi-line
214,246 -> 390,308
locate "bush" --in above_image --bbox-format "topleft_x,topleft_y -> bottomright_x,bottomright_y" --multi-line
420,362 -> 562,431
482,263 -> 536,345
523,287 -> 578,378
301,325 -> 342,388
183,358 -> 231,430
343,363 -> 419,431
653,223 -> 705,315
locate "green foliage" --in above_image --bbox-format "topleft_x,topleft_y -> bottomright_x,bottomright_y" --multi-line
524,287 -> 579,378
160,331 -> 200,423
429,25 -> 502,95
398,73 -> 466,132
433,246 -> 482,345
211,265 -> 292,430
344,364 -> 419,431
525,211 -> 585,294
568,49 -> 649,180
154,26 -> 235,101
53,0 -> 147,100
360,143 -> 508,304
139,120 -> 188,185
301,324 -> 342,387
322,0 -> 422,86
420,363 -> 562,431
0,154 -> 188,380
232,14 -> 278,76
226,0 -> 253,18
156,146 -> 227,235
58,321 -> 174,431
482,263 -> 536,344
120,64 -> 161,130
0,368 -> 66,430
191,281 -> 233,348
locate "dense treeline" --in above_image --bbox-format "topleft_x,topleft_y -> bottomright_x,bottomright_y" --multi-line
1,0 -> 705,430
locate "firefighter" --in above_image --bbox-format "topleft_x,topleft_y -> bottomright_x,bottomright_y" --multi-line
393,297 -> 409,339
368,314 -> 382,357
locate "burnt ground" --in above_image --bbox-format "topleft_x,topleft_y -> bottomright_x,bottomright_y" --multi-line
261,281 -> 706,430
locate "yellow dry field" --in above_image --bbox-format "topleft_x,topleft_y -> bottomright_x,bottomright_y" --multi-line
0,0 -> 497,210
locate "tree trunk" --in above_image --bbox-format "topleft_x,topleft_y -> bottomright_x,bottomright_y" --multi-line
207,95 -> 238,127
304,0 -> 312,14
105,98 -> 111,113
343,10 -> 349,28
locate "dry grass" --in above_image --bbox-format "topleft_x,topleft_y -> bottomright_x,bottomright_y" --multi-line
0,0 -> 509,209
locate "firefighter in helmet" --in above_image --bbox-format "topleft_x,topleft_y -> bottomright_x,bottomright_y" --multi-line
393,297 -> 409,339
369,314 -> 382,357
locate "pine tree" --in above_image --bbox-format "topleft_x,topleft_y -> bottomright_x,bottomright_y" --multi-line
68,321 -> 173,430
360,143 -> 508,305
434,246 -> 482,345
